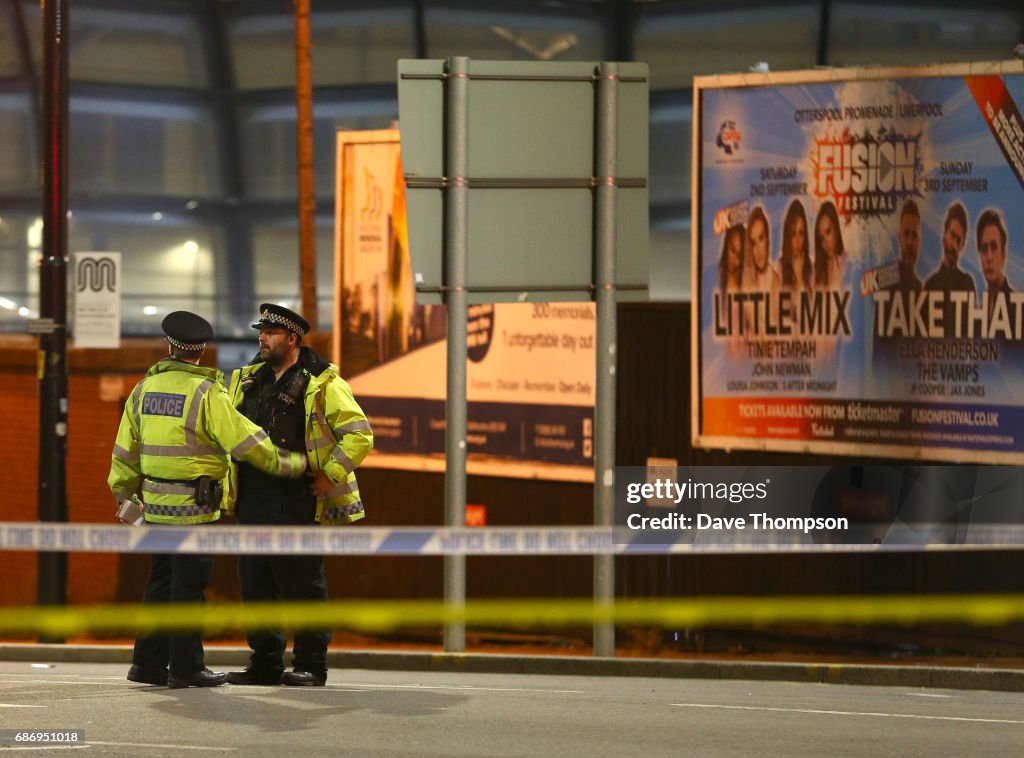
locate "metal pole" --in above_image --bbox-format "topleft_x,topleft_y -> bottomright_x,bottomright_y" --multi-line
593,61 -> 618,657
443,56 -> 470,653
294,0 -> 318,330
37,0 -> 70,641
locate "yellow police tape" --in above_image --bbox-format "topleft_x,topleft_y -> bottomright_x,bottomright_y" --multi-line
4,595 -> 1024,638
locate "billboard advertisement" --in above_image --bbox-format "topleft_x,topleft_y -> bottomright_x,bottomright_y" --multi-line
693,61 -> 1024,462
334,130 -> 595,481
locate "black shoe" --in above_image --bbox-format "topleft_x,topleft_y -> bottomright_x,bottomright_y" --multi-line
167,668 -> 227,689
226,668 -> 283,686
281,670 -> 326,687
127,664 -> 169,686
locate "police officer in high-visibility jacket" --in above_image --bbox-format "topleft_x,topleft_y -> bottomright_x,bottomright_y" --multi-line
109,311 -> 308,689
224,304 -> 372,687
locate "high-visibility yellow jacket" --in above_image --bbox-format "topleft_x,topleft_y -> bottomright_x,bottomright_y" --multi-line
225,349 -> 373,524
108,359 -> 306,525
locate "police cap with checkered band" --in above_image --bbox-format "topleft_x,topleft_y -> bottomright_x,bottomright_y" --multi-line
251,303 -> 310,337
161,310 -> 214,352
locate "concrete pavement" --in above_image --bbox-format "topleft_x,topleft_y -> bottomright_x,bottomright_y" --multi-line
1,643 -> 1022,693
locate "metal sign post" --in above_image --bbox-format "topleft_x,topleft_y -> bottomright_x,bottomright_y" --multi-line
592,62 -> 618,657
398,58 -> 648,655
443,57 -> 470,652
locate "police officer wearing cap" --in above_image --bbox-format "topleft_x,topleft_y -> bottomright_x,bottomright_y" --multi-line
225,304 -> 372,687
108,311 -> 308,689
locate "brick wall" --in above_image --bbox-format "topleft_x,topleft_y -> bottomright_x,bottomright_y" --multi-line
1,337 -> 41,607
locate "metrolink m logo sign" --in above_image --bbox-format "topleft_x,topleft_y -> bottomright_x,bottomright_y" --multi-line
76,255 -> 117,292
72,251 -> 121,349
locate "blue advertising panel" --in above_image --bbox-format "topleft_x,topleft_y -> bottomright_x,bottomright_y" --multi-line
694,63 -> 1024,462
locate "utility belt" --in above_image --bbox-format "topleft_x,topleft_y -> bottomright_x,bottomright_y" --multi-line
144,475 -> 224,508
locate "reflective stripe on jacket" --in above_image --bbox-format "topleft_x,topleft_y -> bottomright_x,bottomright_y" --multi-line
108,359 -> 306,525
225,350 -> 373,525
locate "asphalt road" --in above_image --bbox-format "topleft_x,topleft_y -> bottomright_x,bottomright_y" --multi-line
1,661 -> 1023,756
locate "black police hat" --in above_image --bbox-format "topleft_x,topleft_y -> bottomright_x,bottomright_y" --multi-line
251,303 -> 310,337
162,311 -> 213,352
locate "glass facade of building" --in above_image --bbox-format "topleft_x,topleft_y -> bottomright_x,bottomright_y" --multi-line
1,0 -> 1021,347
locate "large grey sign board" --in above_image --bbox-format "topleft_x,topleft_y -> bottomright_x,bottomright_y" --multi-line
398,59 -> 649,304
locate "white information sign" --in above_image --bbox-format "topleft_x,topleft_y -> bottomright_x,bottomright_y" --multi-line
72,251 -> 121,349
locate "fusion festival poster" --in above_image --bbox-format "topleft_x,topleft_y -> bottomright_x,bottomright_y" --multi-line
694,63 -> 1024,461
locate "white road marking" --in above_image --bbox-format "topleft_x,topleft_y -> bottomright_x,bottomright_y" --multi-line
2,676 -> 128,682
88,743 -> 234,751
218,682 -> 582,694
0,745 -> 88,751
333,682 -> 583,694
2,681 -> 138,687
0,705 -> 46,708
671,703 -> 1024,725
227,686 -> 369,693
88,742 -> 234,751
908,693 -> 953,699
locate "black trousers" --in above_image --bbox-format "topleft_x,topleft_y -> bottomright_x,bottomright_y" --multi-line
236,488 -> 331,678
132,551 -> 214,676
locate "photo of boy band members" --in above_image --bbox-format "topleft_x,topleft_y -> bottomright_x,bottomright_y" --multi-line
976,207 -> 1012,318
924,201 -> 976,295
875,201 -> 1017,344
895,199 -> 923,294
924,201 -> 975,336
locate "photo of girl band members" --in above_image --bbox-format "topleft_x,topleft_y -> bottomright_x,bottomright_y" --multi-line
717,198 -> 849,304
